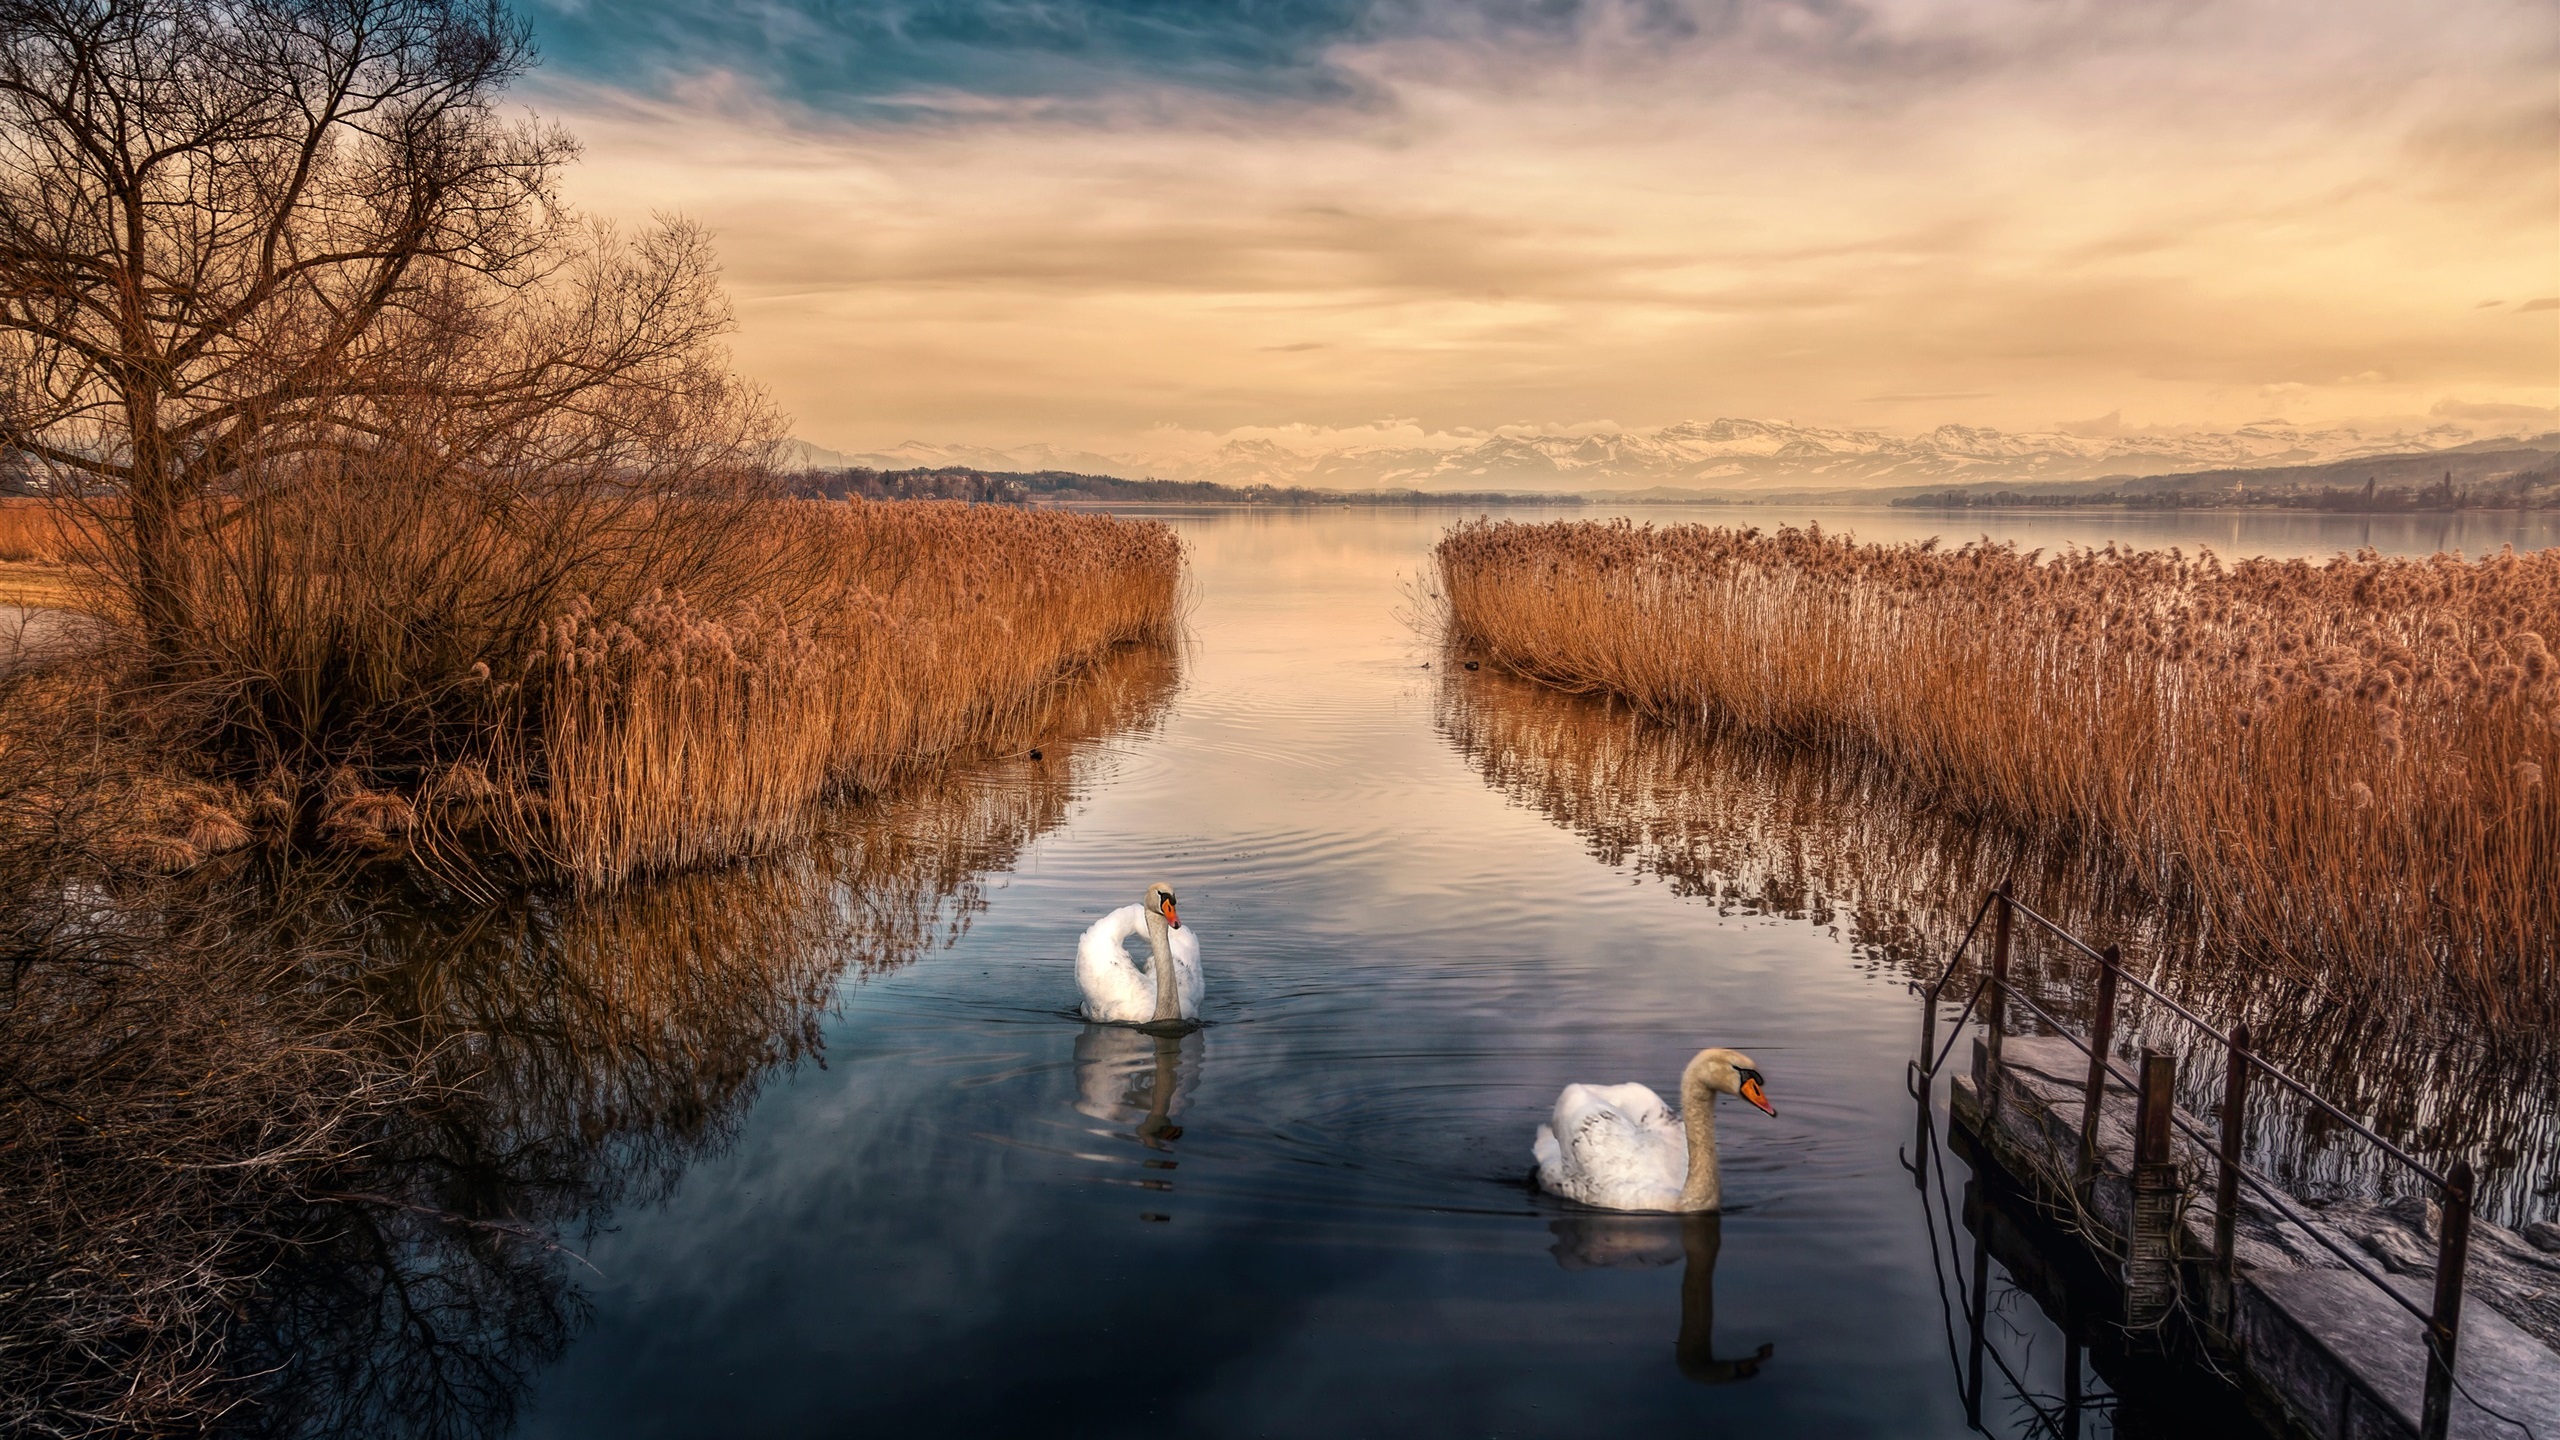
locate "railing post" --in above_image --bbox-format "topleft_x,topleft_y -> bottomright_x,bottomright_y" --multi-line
2061,1335 -> 2083,1440
1912,1002 -> 1936,1193
1984,884 -> 2013,1115
2421,1158 -> 2476,1440
2126,1049 -> 2179,1331
2075,944 -> 2121,1191
1912,928 -> 1951,1188
2212,1022 -> 2252,1331
1964,1218 -> 1991,1425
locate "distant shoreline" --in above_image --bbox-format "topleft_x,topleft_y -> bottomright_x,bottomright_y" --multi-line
783,435 -> 2559,514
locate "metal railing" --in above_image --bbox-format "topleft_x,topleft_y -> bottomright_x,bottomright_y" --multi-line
1909,883 -> 2480,1440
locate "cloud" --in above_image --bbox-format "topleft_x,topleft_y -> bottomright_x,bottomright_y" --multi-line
2431,398 -> 2560,424
2522,298 -> 2560,313
527,0 -> 2560,453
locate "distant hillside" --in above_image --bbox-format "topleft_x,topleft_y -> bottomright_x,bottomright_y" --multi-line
1885,437 -> 2560,512
791,416 -> 2557,494
784,465 -> 1582,508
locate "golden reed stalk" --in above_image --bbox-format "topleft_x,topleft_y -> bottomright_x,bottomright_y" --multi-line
2,494 -> 1180,893
1436,518 -> 2559,1029
533,501 -> 1182,889
0,498 -> 84,563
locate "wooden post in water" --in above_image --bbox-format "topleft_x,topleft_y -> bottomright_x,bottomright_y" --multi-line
1963,1219 -> 1991,1425
2421,1158 -> 2476,1440
1984,885 -> 2013,1116
2075,945 -> 2121,1193
2212,1023 -> 2252,1331
2126,1049 -> 2179,1331
1913,983 -> 1938,1189
2061,1335 -> 2083,1440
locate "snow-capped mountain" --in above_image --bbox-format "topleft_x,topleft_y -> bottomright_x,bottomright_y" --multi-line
781,437 -> 1135,476
794,417 -> 2539,493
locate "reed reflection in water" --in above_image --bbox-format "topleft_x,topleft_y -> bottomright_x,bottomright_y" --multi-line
1436,665 -> 2560,1228
224,642 -> 1182,1439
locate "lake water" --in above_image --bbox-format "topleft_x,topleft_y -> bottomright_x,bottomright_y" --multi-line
325,506 -> 2554,1440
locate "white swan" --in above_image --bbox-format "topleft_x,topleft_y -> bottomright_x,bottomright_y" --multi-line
1533,1047 -> 1774,1212
1074,882 -> 1202,1026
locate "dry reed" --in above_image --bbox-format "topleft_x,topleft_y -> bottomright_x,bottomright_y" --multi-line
0,500 -> 95,611
14,470 -> 1182,889
0,498 -> 86,564
1436,519 -> 2560,1028
534,500 -> 1183,887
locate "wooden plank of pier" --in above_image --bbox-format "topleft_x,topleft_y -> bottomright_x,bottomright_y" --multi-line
1952,1035 -> 2560,1440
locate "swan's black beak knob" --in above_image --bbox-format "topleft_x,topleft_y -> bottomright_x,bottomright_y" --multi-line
1739,1072 -> 1775,1116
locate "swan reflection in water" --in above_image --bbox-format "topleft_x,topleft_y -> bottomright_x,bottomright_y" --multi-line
1074,1023 -> 1203,1149
1549,1213 -> 1774,1384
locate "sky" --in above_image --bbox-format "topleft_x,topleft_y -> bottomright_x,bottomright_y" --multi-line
520,0 -> 2560,458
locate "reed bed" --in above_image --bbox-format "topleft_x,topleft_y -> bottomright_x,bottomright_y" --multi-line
1437,519 -> 2560,1028
9,481 -> 1182,890
0,500 -> 95,610
536,501 -> 1182,887
0,499 -> 89,564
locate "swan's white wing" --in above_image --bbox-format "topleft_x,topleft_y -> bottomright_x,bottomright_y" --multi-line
1073,906 -> 1152,1023
1168,923 -> 1204,1019
1535,1082 -> 1687,1212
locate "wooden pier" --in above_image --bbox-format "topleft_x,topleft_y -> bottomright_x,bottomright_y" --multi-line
1920,887 -> 2560,1440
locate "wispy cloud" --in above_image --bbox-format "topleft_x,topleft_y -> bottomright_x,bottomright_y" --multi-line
524,0 -> 2560,453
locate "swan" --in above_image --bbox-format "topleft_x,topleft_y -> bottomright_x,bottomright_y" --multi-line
1533,1047 -> 1774,1212
1074,882 -> 1202,1027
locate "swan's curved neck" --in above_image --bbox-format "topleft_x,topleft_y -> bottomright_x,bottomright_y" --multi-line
1143,906 -> 1179,1023
1679,1068 -> 1721,1212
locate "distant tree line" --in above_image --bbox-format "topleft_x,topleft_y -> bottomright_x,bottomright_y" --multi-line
787,466 -> 1582,507
1893,464 -> 2560,513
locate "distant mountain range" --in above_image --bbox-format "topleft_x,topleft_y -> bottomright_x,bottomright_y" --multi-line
782,417 -> 2553,494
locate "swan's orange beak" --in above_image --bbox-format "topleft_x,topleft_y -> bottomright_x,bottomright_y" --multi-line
1162,900 -> 1180,929
1740,1074 -> 1775,1116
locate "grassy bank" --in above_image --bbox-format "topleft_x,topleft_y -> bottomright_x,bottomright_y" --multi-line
1436,518 -> 2560,1028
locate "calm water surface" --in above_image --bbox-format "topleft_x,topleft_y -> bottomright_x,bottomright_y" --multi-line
494,507 -> 2553,1439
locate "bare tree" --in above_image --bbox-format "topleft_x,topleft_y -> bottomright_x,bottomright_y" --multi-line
0,0 -> 755,653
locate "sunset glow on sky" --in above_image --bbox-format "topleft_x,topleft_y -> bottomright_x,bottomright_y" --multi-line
523,0 -> 2560,457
